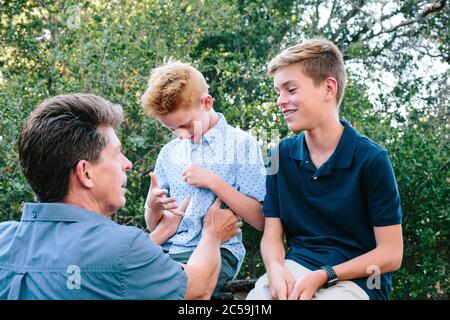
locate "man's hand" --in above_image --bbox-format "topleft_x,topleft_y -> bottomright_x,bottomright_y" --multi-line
288,270 -> 328,300
150,195 -> 191,245
267,263 -> 296,300
202,198 -> 241,245
182,164 -> 217,189
146,172 -> 185,217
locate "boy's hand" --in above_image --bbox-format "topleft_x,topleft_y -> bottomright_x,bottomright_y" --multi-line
288,270 -> 328,300
147,172 -> 185,216
182,164 -> 217,189
267,263 -> 296,300
150,195 -> 191,245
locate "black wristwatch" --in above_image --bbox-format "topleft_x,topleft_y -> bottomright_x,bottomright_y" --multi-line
320,265 -> 339,288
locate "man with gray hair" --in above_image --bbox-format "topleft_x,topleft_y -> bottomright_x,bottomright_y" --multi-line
0,93 -> 240,299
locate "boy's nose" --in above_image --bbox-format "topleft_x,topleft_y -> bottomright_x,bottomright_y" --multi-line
176,129 -> 191,140
175,128 -> 190,140
277,92 -> 288,107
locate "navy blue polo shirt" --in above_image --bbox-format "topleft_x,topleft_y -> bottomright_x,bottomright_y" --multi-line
263,120 -> 402,300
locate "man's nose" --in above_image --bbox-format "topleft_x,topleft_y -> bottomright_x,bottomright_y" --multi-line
123,155 -> 133,171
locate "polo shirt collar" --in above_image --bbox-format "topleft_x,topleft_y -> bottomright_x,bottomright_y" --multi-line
289,120 -> 360,172
21,202 -> 115,224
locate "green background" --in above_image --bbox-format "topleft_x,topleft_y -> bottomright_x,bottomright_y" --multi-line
1,0 -> 448,299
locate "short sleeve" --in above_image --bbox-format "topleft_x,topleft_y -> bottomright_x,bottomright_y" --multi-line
364,150 -> 402,227
235,135 -> 266,202
262,147 -> 280,218
122,230 -> 187,299
154,148 -> 171,195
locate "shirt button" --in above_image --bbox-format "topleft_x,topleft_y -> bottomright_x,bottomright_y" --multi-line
312,176 -> 318,180
31,211 -> 37,218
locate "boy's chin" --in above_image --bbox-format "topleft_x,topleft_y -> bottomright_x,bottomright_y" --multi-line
286,122 -> 305,132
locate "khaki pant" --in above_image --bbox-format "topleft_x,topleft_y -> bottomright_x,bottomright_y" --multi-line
246,260 -> 369,300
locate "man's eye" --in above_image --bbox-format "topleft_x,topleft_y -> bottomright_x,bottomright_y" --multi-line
288,88 -> 297,93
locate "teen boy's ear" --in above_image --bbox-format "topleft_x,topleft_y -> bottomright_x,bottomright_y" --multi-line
324,77 -> 338,103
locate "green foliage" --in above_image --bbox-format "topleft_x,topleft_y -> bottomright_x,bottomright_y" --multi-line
1,0 -> 448,299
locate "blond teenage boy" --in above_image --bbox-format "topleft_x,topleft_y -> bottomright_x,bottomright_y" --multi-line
141,60 -> 266,298
247,39 -> 403,300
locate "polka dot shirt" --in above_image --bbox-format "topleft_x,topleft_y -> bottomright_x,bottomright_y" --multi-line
154,113 -> 266,275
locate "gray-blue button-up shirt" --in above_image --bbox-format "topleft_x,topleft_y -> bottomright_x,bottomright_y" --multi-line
0,203 -> 187,300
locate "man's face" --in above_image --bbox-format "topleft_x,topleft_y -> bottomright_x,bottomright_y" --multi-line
273,64 -> 327,132
89,127 -> 132,215
157,100 -> 211,143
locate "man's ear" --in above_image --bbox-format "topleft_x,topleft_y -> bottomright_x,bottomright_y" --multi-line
324,77 -> 338,102
203,94 -> 214,111
74,160 -> 95,189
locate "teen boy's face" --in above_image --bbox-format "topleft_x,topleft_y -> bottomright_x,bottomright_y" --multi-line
157,99 -> 211,143
273,64 -> 328,132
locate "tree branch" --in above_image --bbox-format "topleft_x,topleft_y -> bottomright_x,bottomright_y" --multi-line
331,0 -> 366,41
322,0 -> 338,36
360,0 -> 447,42
311,0 -> 322,35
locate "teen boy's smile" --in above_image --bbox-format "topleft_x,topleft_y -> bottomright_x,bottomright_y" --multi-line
281,108 -> 298,119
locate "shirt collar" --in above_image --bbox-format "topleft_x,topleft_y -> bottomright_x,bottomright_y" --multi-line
289,120 -> 360,172
21,202 -> 115,224
197,113 -> 229,146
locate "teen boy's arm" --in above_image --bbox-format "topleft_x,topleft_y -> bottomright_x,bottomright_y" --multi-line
261,217 -> 296,300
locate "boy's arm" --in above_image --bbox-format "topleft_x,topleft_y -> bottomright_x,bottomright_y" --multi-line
208,175 -> 264,231
332,225 -> 403,279
287,225 -> 403,300
149,197 -> 191,245
145,172 -> 185,232
182,163 -> 264,230
261,217 -> 295,300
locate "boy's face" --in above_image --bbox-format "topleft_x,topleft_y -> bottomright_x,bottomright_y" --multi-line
273,64 -> 329,132
157,97 -> 212,143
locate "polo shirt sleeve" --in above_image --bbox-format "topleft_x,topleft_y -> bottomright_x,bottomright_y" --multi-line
262,147 -> 280,218
364,150 -> 402,227
122,230 -> 187,299
235,136 -> 266,202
